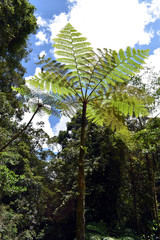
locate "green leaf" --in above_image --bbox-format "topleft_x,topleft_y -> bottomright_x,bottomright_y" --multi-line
119,49 -> 126,61
126,46 -> 132,58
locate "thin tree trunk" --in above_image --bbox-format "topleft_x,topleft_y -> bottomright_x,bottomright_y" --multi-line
0,104 -> 42,152
145,155 -> 154,220
129,155 -> 140,234
150,154 -> 160,237
76,101 -> 87,240
146,155 -> 156,219
152,171 -> 160,235
146,154 -> 160,236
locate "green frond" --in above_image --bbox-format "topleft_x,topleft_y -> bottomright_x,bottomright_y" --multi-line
87,46 -> 149,96
28,24 -> 150,126
132,48 -> 137,55
54,44 -> 73,52
112,50 -> 121,64
54,51 -> 74,58
119,49 -> 126,61
133,55 -> 146,64
116,65 -> 135,76
75,47 -> 93,55
87,102 -> 125,130
110,90 -> 149,117
71,32 -> 82,37
141,49 -> 150,56
72,37 -> 88,43
56,33 -> 71,40
56,58 -> 76,64
52,23 -> 95,98
53,38 -> 71,46
29,69 -> 73,97
120,62 -> 139,73
126,46 -> 132,58
127,58 -> 143,69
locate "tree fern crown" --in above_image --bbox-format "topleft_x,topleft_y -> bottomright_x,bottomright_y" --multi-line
29,23 -> 150,126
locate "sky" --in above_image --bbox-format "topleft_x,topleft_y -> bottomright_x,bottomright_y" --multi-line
24,0 -> 160,140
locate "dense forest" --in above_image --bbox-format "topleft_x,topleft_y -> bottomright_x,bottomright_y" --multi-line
0,0 -> 160,240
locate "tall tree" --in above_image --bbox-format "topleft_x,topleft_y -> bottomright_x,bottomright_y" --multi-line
0,0 -> 37,63
0,0 -> 37,120
30,23 -> 149,240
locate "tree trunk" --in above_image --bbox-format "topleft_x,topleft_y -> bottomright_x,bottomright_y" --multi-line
0,104 -> 42,152
76,101 -> 87,240
146,154 -> 160,237
129,155 -> 140,233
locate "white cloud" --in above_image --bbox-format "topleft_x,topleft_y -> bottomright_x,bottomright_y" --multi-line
53,116 -> 70,136
35,31 -> 48,46
147,48 -> 160,72
49,12 -> 69,43
36,16 -> 48,27
148,0 -> 160,21
157,30 -> 160,36
48,0 -> 160,50
67,0 -> 77,2
22,110 -> 54,138
39,50 -> 47,58
35,67 -> 41,75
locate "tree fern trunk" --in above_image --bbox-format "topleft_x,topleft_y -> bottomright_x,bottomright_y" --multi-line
76,101 -> 87,240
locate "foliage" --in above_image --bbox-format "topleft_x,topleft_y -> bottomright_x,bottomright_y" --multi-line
0,165 -> 27,197
86,222 -> 138,240
0,205 -> 22,240
0,0 -> 37,62
0,1 -> 49,238
0,0 -> 37,125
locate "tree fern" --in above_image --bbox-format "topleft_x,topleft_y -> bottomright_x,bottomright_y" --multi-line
29,23 -> 150,240
30,24 -> 149,125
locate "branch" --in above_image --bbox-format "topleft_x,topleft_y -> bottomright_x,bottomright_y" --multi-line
0,104 -> 42,153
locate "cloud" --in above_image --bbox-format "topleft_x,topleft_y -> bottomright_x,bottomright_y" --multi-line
39,50 -> 47,58
157,30 -> 160,36
147,48 -> 160,72
148,0 -> 160,21
67,0 -> 77,3
22,110 -> 54,138
49,13 -> 69,43
53,116 -> 70,136
36,16 -> 48,27
48,0 -> 160,50
35,31 -> 48,46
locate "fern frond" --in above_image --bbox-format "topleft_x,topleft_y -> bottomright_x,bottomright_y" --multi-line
86,46 -> 149,100
53,23 -> 95,99
87,101 -> 126,130
29,24 -> 150,126
28,60 -> 79,98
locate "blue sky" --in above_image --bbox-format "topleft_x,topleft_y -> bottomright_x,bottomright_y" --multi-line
24,0 -> 160,140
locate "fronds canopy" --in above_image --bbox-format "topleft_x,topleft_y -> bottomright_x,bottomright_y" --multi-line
29,23 -> 150,126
